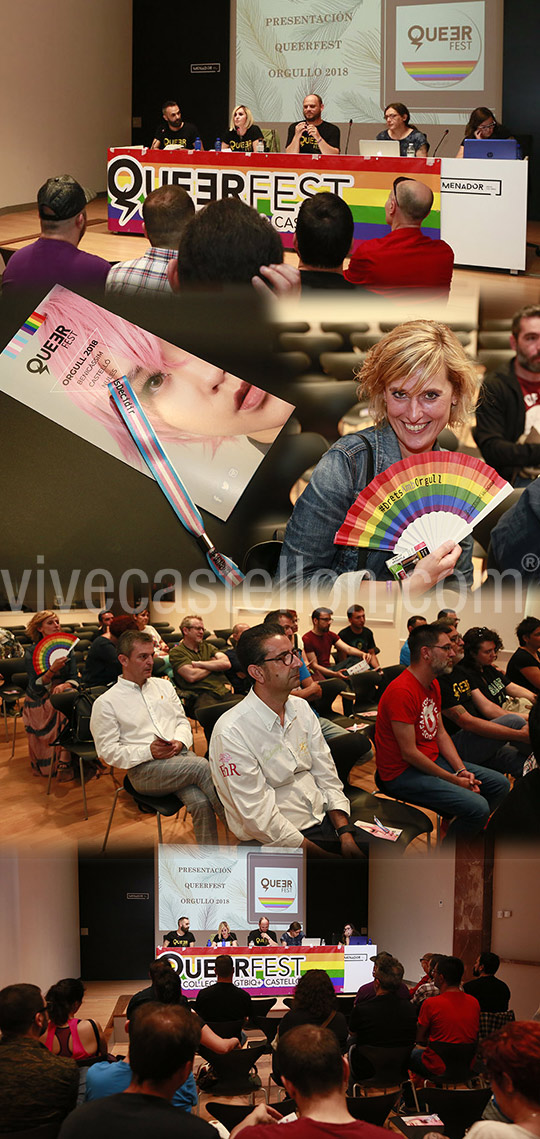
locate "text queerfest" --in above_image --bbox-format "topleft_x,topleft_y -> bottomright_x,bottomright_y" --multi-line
157,945 -> 344,996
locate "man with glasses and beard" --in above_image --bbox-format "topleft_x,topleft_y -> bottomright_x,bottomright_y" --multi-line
474,305 -> 540,484
209,624 -> 363,855
374,623 -> 509,840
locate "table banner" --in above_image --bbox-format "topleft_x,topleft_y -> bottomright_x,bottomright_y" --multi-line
156,944 -> 344,996
108,149 -> 441,249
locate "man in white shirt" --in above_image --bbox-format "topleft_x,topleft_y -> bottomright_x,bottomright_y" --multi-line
90,630 -> 225,844
208,623 -> 363,855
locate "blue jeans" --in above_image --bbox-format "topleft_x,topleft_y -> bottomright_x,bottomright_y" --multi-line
452,714 -> 527,778
381,756 -> 510,838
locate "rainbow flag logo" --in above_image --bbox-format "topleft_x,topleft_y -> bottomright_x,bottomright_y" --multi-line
403,59 -> 478,86
2,310 -> 47,359
258,895 -> 295,911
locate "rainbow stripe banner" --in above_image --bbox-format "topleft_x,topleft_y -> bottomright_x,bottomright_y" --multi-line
2,310 -> 46,360
107,148 -> 442,250
156,945 -> 345,996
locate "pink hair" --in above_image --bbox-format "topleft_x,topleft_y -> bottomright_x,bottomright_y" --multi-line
40,287 -> 227,463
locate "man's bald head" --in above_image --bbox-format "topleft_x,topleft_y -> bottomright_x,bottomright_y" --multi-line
387,178 -> 434,227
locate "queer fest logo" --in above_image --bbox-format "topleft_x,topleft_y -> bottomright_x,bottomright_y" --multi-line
396,2 -> 484,89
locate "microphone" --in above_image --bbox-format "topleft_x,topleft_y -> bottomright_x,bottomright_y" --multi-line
344,118 -> 353,155
432,129 -> 449,158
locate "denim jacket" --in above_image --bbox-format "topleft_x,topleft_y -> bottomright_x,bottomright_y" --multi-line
275,422 -> 473,588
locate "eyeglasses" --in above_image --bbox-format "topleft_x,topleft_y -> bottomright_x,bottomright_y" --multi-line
434,643 -> 454,653
262,649 -> 298,667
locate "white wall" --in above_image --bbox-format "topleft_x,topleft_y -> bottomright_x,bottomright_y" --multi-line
0,848 -> 80,990
368,850 -> 456,984
492,844 -> 540,1021
1,0 -> 132,208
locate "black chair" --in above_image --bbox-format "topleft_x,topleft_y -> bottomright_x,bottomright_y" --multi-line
335,993 -> 356,1019
279,330 -> 344,369
195,697 -> 245,746
196,1041 -> 268,1101
349,1043 -> 413,1094
252,1014 -> 280,1048
416,1087 -> 492,1139
287,380 -> 360,442
0,659 -> 27,754
346,1091 -> 399,1124
49,686 -> 109,818
204,1018 -> 245,1041
242,540 -> 283,576
206,1099 -> 295,1130
311,677 -> 354,723
412,1041 -> 478,1086
248,997 -> 277,1022
102,773 -> 184,852
347,786 -> 434,851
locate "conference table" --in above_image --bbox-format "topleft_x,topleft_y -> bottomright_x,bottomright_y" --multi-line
156,943 -> 375,997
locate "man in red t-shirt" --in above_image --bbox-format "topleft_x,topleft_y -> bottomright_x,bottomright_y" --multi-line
374,624 -> 509,839
302,607 -> 368,682
410,955 -> 480,1077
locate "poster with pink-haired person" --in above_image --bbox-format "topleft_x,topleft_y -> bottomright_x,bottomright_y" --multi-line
0,286 -> 294,520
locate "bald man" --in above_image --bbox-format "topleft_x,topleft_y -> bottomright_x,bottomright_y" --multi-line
345,176 -> 454,295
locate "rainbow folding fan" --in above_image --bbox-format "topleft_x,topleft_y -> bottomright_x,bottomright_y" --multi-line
32,633 -> 79,673
334,452 -> 513,569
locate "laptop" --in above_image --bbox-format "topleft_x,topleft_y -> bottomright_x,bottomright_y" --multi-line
463,138 -> 521,160
359,139 -> 400,157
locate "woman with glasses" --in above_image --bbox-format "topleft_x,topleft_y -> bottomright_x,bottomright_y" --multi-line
377,103 -> 429,156
456,107 -> 512,158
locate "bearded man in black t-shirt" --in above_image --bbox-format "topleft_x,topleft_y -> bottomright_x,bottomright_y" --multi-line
286,94 -> 340,155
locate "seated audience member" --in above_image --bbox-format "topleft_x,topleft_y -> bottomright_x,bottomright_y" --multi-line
411,955 -> 442,1008
225,623 -> 252,695
212,920 -> 238,947
209,624 -> 363,856
354,952 -> 411,1004
345,176 -> 454,296
410,955 -> 480,1078
106,185 -> 194,295
489,481 -> 540,581
474,305 -> 540,485
377,103 -> 429,156
277,971 -> 348,1052
231,1024 -> 390,1139
264,610 -> 372,784
456,107 -> 513,159
437,621 -> 529,779
337,605 -> 380,667
169,614 -> 236,716
463,952 -> 511,1012
286,94 -> 341,155
281,921 -> 304,946
410,953 -> 436,996
90,629 -> 225,845
466,1021 -> 540,1139
487,698 -> 540,841
85,1001 -> 197,1112
168,196 -> 300,296
294,193 -> 357,290
349,955 -> 417,1049
248,917 -> 278,947
2,175 -> 110,293
0,982 -> 79,1132
195,954 -> 251,1028
133,607 -> 170,677
462,627 -> 535,709
59,1003 -> 215,1139
375,623 -> 510,840
506,617 -> 540,694
163,916 -> 196,949
303,607 -> 372,682
44,978 -> 106,1065
223,105 -> 265,152
82,615 -> 135,687
97,610 -> 115,635
400,616 -> 427,667
124,961 -> 239,1056
151,100 -> 199,150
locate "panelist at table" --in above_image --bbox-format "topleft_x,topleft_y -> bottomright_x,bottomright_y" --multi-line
223,105 -> 265,152
151,99 -> 199,149
285,93 -> 340,155
456,106 -> 513,159
377,102 -> 429,156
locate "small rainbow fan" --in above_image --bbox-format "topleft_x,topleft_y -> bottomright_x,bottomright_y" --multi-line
334,452 -> 513,557
33,633 -> 79,673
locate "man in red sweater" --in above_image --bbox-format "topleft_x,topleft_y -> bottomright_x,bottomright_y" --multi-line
345,176 -> 454,296
410,955 -> 480,1077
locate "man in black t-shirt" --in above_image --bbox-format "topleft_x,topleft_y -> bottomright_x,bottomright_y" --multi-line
463,952 -> 511,1012
151,100 -> 199,149
247,917 -> 278,947
195,955 -> 251,1029
163,916 -> 196,948
337,605 -> 380,667
286,94 -> 340,155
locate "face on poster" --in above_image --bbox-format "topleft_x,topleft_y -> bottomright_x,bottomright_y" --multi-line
0,286 -> 294,520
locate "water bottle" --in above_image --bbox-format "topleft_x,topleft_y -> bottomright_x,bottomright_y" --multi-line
194,137 -> 202,151
214,137 -> 222,152
406,141 -> 415,157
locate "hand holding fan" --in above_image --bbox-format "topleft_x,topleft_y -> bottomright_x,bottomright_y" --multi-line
33,633 -> 79,673
334,452 -> 513,578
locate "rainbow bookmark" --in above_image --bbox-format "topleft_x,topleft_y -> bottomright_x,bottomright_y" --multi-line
108,377 -> 244,587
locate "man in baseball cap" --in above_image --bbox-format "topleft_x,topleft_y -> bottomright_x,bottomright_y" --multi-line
3,174 -> 110,294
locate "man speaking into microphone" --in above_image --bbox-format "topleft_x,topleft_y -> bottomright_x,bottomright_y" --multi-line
286,94 -> 341,155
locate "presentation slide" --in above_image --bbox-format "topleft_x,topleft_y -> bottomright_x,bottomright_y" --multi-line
158,844 -> 305,934
234,0 -> 502,128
